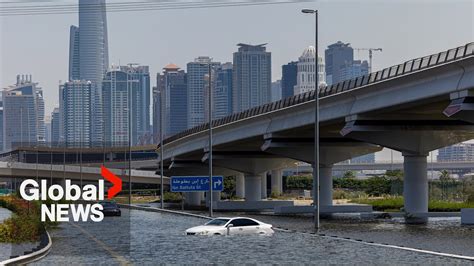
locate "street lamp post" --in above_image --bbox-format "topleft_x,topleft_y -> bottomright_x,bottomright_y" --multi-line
207,63 -> 213,218
160,84 -> 164,209
302,8 -> 320,230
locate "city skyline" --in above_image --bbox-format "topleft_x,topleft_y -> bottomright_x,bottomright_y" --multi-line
1,0 -> 473,160
2,1 -> 472,117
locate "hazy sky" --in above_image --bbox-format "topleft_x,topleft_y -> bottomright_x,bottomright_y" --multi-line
1,0 -> 473,160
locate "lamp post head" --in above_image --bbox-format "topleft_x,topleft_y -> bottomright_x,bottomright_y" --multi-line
301,9 -> 317,14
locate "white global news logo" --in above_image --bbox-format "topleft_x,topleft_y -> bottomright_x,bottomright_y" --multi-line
19,166 -> 122,222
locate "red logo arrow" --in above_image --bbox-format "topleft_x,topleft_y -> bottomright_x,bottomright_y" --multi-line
101,166 -> 122,199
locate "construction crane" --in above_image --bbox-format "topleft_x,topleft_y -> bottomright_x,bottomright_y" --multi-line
354,47 -> 382,73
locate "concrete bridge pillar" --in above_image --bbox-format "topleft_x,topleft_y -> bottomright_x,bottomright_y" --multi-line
403,153 -> 428,223
235,173 -> 245,198
320,165 -> 333,206
261,172 -> 267,199
184,192 -> 203,206
245,174 -> 262,201
271,169 -> 282,196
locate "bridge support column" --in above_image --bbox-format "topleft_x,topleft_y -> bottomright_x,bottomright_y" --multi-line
184,192 -> 203,206
271,169 -> 282,196
235,173 -> 245,198
320,165 -> 333,206
261,172 -> 267,199
403,153 -> 428,223
245,174 -> 262,201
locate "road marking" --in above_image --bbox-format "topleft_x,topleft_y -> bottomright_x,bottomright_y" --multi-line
273,228 -> 474,261
69,222 -> 131,265
126,205 -> 474,261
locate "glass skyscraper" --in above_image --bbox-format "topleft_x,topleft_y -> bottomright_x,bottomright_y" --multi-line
61,80 -> 92,147
232,43 -> 271,113
213,62 -> 233,120
119,65 -> 151,141
156,64 -> 188,137
2,75 -> 44,151
187,56 -> 220,128
51,107 -> 61,144
68,0 -> 109,145
281,61 -> 297,99
325,41 -> 368,85
102,69 -> 140,146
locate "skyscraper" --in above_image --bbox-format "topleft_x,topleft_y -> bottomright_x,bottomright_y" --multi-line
119,65 -> 151,140
187,56 -> 220,128
102,68 -> 140,146
232,43 -> 271,113
68,25 -> 80,80
281,61 -> 297,98
156,64 -> 188,136
68,0 -> 109,145
77,0 -> 109,86
212,62 -> 233,120
2,75 -> 44,151
325,41 -> 353,85
294,46 -> 325,95
325,41 -> 368,85
51,107 -> 61,144
62,80 -> 92,147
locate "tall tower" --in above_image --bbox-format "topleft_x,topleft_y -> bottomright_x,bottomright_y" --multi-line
102,69 -> 140,146
78,0 -> 109,85
68,25 -> 80,81
232,43 -> 271,113
186,56 -> 220,128
2,75 -> 45,151
294,46 -> 325,95
67,0 -> 109,146
157,64 -> 188,136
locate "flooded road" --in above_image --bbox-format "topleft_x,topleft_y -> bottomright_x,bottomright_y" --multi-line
31,209 -> 473,264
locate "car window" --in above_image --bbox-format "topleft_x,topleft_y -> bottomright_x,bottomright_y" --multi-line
205,219 -> 229,226
231,219 -> 259,227
99,202 -> 116,208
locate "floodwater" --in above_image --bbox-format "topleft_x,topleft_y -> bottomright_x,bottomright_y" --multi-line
31,209 -> 473,264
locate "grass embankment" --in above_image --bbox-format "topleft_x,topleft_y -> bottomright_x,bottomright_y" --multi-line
350,196 -> 474,212
0,195 -> 56,243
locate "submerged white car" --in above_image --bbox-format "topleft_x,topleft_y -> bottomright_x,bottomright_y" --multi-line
185,217 -> 274,236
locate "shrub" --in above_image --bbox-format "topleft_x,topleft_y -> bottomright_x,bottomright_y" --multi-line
364,176 -> 391,196
163,192 -> 183,203
0,196 -> 44,243
286,175 -> 312,190
350,196 -> 474,212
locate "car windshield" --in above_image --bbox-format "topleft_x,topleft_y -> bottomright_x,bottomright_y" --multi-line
205,218 -> 230,226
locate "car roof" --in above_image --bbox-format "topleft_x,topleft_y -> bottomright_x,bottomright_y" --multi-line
214,217 -> 262,222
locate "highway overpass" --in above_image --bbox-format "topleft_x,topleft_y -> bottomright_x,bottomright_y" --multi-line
287,161 -> 474,172
156,42 -> 474,221
0,162 -> 167,185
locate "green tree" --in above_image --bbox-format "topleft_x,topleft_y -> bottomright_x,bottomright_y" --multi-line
223,176 -> 236,198
364,176 -> 391,196
343,171 -> 356,179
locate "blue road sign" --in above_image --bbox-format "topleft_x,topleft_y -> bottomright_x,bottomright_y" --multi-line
170,176 -> 224,192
